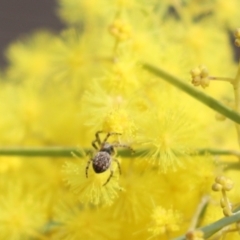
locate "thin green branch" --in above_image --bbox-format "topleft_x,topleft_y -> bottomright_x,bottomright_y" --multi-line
196,148 -> 240,157
233,62 -> 240,147
0,147 -> 145,158
188,195 -> 210,231
142,63 -> 240,124
173,211 -> 240,240
0,147 -> 80,157
0,147 -> 239,158
209,76 -> 234,83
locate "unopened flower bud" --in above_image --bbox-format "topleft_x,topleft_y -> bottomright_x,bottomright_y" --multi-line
200,77 -> 210,88
234,28 -> 240,47
186,230 -> 204,240
212,183 -> 222,191
222,178 -> 234,191
222,206 -> 232,217
234,28 -> 240,38
215,176 -> 226,185
235,39 -> 240,47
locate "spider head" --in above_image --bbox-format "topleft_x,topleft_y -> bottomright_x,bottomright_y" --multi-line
100,142 -> 114,155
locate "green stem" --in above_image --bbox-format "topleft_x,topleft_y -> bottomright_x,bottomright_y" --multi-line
188,196 -> 210,231
142,62 -> 240,124
195,148 -> 240,157
208,76 -> 234,83
222,190 -> 233,216
0,147 -> 239,158
0,147 -> 145,158
0,147 -> 80,157
173,211 -> 240,240
233,62 -> 240,148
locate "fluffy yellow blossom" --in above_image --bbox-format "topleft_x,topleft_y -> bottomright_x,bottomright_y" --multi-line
109,19 -> 132,41
136,90 -> 202,172
0,84 -> 25,145
52,201 -> 119,240
57,0 -> 113,26
0,181 -> 48,239
63,156 -> 121,206
215,0 -> 240,28
5,31 -> 55,83
108,160 -> 162,223
81,78 -> 138,141
107,55 -> 141,94
50,29 -> 93,84
148,206 -> 182,238
102,108 -> 137,139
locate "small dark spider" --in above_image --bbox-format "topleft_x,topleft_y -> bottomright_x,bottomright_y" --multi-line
86,131 -> 134,186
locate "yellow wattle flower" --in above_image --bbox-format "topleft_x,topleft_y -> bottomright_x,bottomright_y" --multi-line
148,206 -> 182,237
63,156 -> 121,206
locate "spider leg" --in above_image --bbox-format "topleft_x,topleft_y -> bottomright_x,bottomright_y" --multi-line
95,131 -> 103,144
85,159 -> 93,178
112,143 -> 135,153
103,166 -> 114,186
92,131 -> 103,149
113,158 -> 121,175
91,140 -> 99,150
102,132 -> 122,145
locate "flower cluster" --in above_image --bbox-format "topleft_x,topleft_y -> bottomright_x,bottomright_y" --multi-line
190,65 -> 210,88
212,176 -> 234,217
148,206 -> 182,237
1,0 -> 240,240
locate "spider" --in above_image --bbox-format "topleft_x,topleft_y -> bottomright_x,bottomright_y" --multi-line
86,131 -> 134,186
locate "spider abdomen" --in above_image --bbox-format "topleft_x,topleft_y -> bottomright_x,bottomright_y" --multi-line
92,151 -> 112,173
